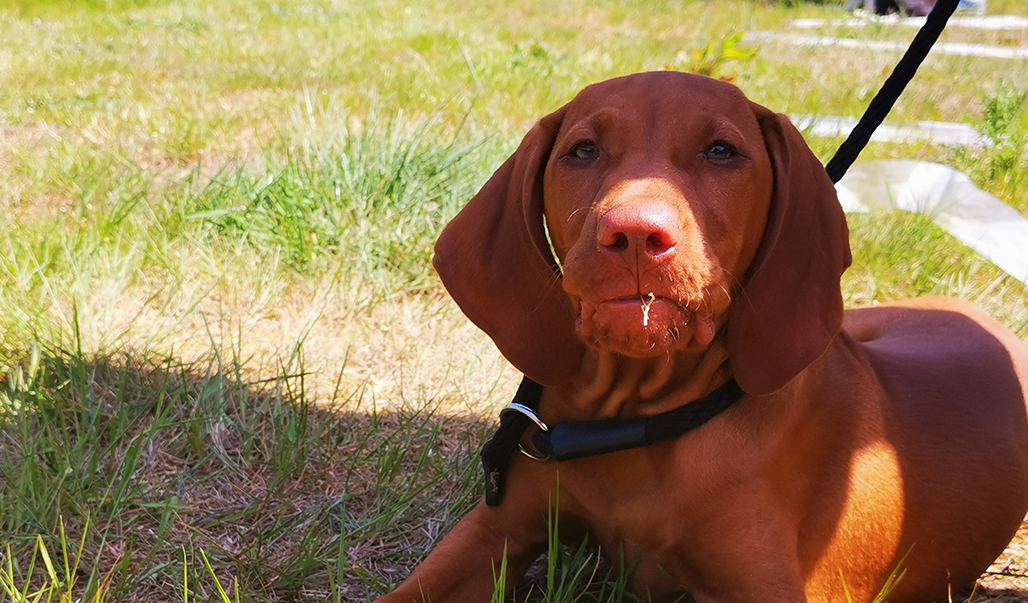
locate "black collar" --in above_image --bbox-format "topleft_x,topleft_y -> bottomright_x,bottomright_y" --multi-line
481,376 -> 746,506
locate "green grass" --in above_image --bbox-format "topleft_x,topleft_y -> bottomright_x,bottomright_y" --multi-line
2,0 -> 1028,601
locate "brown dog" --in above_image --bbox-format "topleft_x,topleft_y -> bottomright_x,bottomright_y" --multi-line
376,71 -> 1028,603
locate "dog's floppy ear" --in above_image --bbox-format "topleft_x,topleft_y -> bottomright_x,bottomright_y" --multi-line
433,109 -> 585,386
727,106 -> 852,395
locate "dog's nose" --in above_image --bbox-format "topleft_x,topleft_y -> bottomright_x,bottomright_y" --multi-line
597,204 -> 678,262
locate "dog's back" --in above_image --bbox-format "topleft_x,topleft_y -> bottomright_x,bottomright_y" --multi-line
841,297 -> 1028,601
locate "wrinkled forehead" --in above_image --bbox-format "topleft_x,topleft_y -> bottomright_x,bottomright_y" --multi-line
561,71 -> 761,136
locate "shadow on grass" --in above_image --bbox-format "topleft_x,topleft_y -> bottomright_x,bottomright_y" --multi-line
0,345 -> 491,602
4,345 -> 1028,603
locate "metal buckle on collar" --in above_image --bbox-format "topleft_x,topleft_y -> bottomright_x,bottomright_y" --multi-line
499,402 -> 550,461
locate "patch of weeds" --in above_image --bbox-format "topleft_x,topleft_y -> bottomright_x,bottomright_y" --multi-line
506,42 -> 567,83
667,32 -> 758,81
977,81 -> 1028,146
952,79 -> 1028,212
188,112 -> 490,293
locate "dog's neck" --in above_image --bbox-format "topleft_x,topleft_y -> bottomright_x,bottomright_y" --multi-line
562,336 -> 733,420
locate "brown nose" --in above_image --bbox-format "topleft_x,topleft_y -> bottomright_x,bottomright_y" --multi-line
597,204 -> 679,264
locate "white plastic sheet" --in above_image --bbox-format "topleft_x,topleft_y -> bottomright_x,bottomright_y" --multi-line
792,115 -> 991,146
793,15 -> 1028,31
836,160 -> 1028,284
743,31 -> 1028,59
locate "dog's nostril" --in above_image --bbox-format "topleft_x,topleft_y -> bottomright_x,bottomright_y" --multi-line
597,225 -> 630,250
646,231 -> 675,256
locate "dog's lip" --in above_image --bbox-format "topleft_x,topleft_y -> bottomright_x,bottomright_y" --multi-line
577,295 -> 690,335
604,295 -> 669,303
576,294 -> 716,355
590,295 -> 686,312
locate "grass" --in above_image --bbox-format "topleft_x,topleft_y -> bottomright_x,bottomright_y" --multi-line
1,340 -> 491,601
1,0 -> 1028,601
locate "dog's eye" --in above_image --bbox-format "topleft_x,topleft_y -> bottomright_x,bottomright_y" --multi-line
570,142 -> 599,161
704,141 -> 737,161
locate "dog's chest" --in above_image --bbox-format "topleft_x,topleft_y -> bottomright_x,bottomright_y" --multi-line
569,481 -> 693,594
554,445 -> 751,594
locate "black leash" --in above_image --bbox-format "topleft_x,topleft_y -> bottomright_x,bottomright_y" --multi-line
825,0 -> 961,183
481,0 -> 962,506
481,377 -> 544,506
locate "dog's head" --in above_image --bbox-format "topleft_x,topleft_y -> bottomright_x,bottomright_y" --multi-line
434,72 -> 851,395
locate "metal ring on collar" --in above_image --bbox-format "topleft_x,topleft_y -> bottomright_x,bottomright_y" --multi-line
499,403 -> 550,461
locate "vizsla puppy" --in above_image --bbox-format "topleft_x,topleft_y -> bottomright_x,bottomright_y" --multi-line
377,71 -> 1028,603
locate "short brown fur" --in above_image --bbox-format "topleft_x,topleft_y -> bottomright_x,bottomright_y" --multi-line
377,72 -> 1028,603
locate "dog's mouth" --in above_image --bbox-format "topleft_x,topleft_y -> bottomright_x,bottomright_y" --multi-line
575,295 -> 717,357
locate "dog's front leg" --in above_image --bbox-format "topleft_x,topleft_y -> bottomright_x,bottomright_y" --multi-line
375,500 -> 548,603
